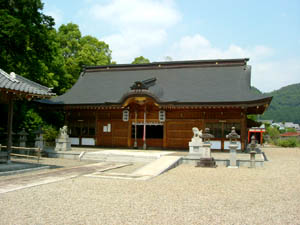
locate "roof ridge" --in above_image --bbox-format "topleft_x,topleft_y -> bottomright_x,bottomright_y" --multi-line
84,58 -> 249,72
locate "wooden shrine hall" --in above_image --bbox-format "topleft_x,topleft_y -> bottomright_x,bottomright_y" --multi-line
43,58 -> 272,150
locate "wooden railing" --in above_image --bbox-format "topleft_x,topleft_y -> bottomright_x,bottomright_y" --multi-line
0,145 -> 41,163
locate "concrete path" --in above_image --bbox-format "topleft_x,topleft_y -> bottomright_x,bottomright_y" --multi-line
132,156 -> 181,176
0,155 -> 183,193
86,156 -> 182,180
0,162 -> 129,194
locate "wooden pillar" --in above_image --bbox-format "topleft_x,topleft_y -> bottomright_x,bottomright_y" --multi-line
64,110 -> 68,125
163,121 -> 167,149
143,106 -> 147,150
7,94 -> 13,162
242,110 -> 247,151
95,111 -> 98,146
134,111 -> 137,148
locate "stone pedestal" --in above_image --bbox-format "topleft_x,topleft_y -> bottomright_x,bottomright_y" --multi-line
55,137 -> 71,151
55,126 -> 71,151
228,143 -> 238,168
19,140 -> 26,147
249,151 -> 256,168
35,135 -> 43,150
188,137 -> 203,158
196,143 -> 216,168
34,127 -> 44,150
18,128 -> 28,148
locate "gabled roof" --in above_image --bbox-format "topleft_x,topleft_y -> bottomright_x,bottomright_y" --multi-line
0,69 -> 55,97
45,58 -> 272,109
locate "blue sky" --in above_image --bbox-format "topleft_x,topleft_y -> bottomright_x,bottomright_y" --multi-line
42,0 -> 300,92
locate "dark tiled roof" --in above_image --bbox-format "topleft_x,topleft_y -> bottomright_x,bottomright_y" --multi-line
47,58 -> 271,105
0,69 -> 55,97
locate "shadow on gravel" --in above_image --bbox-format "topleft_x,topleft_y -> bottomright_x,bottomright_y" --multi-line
0,161 -> 62,175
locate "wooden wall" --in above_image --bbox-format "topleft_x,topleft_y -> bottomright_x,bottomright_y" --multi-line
67,107 -> 246,150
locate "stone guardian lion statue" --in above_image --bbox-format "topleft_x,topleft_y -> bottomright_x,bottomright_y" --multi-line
192,127 -> 202,139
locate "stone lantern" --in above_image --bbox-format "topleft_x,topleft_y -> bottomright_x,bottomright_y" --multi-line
249,135 -> 257,168
18,128 -> 28,147
196,128 -> 216,168
226,127 -> 240,168
34,127 -> 44,150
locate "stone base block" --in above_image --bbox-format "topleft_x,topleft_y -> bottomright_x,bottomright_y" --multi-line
55,141 -> 71,151
196,157 -> 217,168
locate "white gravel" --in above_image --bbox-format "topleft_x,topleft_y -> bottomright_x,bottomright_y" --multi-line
0,147 -> 300,225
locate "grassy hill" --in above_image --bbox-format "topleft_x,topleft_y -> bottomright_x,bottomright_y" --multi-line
259,83 -> 300,124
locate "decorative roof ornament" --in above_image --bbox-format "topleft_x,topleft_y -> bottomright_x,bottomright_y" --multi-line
0,68 -> 55,97
0,69 -> 19,83
10,72 -> 16,80
130,77 -> 157,90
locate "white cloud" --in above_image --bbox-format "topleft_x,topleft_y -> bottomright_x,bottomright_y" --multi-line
164,33 -> 300,92
253,59 -> 300,92
44,7 -> 64,27
82,0 -> 181,63
103,28 -> 167,62
166,34 -> 273,60
89,0 -> 180,29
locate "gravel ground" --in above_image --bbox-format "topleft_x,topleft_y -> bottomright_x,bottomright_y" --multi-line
0,147 -> 300,225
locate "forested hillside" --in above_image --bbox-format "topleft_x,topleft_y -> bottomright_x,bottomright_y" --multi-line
260,83 -> 300,124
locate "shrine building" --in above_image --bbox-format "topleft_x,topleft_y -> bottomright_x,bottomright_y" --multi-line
43,58 -> 272,150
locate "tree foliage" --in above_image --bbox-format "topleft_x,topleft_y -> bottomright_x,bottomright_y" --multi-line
0,4 -> 113,135
56,23 -> 112,92
266,126 -> 280,140
132,56 -> 150,64
0,0 -> 66,93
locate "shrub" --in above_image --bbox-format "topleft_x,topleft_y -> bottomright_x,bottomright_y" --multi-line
43,125 -> 58,142
266,126 -> 280,140
275,138 -> 300,147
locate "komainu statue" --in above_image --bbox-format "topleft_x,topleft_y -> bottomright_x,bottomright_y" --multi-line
59,125 -> 68,138
192,127 -> 203,139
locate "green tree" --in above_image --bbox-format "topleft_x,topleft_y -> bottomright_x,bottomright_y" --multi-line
247,114 -> 258,121
57,23 -> 112,91
0,0 -> 65,92
132,56 -> 150,64
77,35 -> 112,69
266,126 -> 280,140
0,0 -> 68,135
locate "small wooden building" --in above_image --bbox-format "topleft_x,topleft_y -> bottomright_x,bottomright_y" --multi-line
0,68 -> 55,162
45,59 -> 272,150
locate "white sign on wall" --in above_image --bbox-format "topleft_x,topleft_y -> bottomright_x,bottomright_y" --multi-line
103,126 -> 107,132
159,110 -> 166,122
82,138 -> 95,146
123,110 -> 129,121
103,124 -> 111,133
